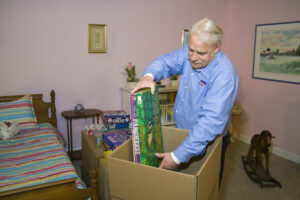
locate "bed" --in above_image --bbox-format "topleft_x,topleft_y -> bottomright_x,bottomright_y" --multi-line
0,90 -> 98,200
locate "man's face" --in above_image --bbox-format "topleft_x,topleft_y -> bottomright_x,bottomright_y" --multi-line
188,33 -> 220,69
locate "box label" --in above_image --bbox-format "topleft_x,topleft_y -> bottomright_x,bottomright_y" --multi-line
130,94 -> 140,163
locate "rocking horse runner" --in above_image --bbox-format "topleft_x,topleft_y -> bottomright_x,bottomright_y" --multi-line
241,130 -> 282,188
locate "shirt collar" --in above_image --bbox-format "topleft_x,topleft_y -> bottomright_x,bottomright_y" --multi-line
194,51 -> 221,79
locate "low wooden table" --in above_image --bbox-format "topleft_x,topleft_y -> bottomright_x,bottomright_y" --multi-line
61,109 -> 102,159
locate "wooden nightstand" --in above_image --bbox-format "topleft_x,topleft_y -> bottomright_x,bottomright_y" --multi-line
61,109 -> 102,159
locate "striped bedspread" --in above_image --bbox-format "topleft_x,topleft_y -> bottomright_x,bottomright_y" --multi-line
0,123 -> 84,193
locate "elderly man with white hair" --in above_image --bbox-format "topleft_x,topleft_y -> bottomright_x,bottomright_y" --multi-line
132,17 -> 239,186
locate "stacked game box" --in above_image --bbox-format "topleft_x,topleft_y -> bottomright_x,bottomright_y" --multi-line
102,130 -> 132,150
93,128 -> 132,150
101,110 -> 130,129
130,86 -> 164,167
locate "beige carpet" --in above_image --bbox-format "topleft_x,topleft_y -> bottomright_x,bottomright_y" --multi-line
219,139 -> 300,200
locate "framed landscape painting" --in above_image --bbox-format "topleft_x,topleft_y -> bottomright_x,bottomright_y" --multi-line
252,21 -> 300,84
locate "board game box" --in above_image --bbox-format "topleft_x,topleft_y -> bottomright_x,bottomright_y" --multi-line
102,130 -> 132,150
130,86 -> 164,167
101,110 -> 130,129
93,128 -> 131,147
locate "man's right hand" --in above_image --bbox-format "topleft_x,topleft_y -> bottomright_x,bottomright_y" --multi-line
131,75 -> 156,94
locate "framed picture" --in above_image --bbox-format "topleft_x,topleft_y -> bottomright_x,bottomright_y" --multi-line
160,105 -> 166,124
182,29 -> 190,46
166,105 -> 174,124
88,24 -> 107,53
253,21 -> 300,84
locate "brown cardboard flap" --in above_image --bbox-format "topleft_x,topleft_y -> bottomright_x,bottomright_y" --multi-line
196,136 -> 222,200
81,131 -> 104,170
161,126 -> 189,152
98,158 -> 110,200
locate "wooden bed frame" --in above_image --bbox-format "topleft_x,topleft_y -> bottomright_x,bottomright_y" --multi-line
0,90 -> 98,200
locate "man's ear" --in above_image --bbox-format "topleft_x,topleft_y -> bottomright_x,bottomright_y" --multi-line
214,42 -> 221,54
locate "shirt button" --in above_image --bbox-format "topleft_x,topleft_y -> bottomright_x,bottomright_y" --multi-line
191,73 -> 194,76
176,110 -> 178,113
182,99 -> 184,102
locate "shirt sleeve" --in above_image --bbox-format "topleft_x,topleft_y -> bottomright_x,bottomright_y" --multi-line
171,152 -> 182,164
173,69 -> 239,163
143,45 -> 188,81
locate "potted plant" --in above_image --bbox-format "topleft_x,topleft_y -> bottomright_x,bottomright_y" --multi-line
169,75 -> 179,87
125,62 -> 136,89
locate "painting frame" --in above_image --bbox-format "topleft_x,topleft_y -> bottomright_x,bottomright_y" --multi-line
252,21 -> 300,84
182,29 -> 190,46
88,24 -> 107,53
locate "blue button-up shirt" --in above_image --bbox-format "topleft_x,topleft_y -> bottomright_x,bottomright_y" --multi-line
143,45 -> 239,163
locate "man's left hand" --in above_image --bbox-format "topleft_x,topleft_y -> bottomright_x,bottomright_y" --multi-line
156,152 -> 178,170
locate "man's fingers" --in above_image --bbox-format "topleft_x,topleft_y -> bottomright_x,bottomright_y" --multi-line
131,86 -> 140,94
157,153 -> 165,169
150,84 -> 156,95
155,153 -> 165,158
130,76 -> 156,94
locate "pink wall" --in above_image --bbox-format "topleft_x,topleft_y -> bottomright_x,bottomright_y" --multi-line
0,0 -> 299,158
226,0 -> 300,157
0,0 -> 229,150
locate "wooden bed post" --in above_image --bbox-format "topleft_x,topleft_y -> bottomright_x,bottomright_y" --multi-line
50,90 -> 57,127
89,168 -> 99,200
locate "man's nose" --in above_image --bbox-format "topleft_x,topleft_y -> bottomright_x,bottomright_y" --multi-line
190,52 -> 198,61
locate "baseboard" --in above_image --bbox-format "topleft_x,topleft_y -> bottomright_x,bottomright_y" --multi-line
237,135 -> 300,165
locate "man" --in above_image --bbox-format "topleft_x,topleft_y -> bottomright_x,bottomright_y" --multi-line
131,17 -> 238,185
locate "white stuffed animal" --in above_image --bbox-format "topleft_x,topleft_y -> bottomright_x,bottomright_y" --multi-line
0,121 -> 20,140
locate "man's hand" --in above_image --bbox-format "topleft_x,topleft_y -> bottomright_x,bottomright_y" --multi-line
131,75 -> 156,94
156,152 -> 178,170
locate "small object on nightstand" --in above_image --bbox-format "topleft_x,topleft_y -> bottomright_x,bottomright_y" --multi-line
74,104 -> 85,113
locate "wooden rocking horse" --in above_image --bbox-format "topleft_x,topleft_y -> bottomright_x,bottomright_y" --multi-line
241,130 -> 282,188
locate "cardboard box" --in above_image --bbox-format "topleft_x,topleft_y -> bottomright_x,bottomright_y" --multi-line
81,131 -> 110,200
108,126 -> 222,200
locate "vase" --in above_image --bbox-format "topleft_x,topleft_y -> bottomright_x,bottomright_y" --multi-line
127,81 -> 136,90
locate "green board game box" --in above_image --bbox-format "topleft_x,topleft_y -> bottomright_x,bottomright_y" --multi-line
130,86 -> 164,167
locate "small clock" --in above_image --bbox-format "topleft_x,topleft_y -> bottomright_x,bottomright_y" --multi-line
74,104 -> 85,113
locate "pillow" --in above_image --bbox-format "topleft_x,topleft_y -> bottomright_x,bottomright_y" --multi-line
0,95 -> 37,129
0,121 -> 20,140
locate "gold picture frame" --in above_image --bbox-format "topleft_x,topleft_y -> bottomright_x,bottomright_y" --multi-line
88,24 -> 107,53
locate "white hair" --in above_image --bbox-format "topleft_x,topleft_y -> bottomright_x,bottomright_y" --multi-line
190,18 -> 223,45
